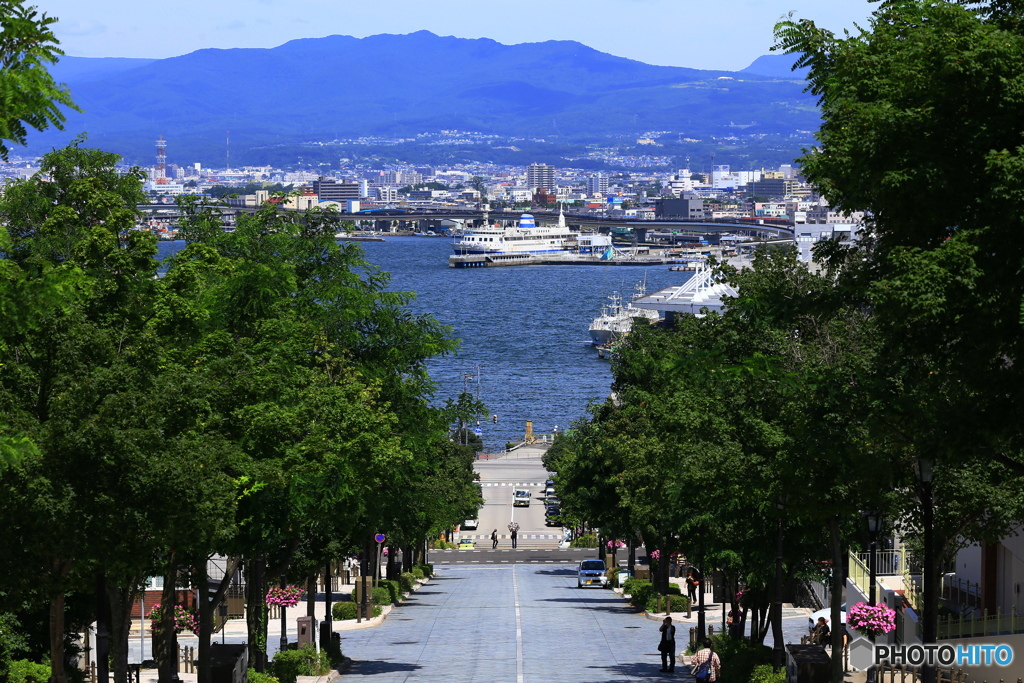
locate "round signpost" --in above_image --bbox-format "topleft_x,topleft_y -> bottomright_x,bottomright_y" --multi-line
374,533 -> 386,544
373,534 -> 386,589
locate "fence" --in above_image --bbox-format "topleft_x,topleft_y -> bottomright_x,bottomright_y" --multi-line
875,666 -> 1022,683
856,551 -> 921,576
936,606 -> 1024,640
85,647 -> 193,683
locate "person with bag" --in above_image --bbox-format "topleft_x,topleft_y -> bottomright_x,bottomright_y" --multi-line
491,528 -> 499,549
690,639 -> 721,682
657,616 -> 676,673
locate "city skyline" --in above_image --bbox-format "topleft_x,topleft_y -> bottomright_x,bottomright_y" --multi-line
42,0 -> 875,72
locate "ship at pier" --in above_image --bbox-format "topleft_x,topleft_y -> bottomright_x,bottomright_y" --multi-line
452,210 -> 609,256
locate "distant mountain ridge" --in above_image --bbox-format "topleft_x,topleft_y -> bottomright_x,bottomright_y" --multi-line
31,32 -> 816,165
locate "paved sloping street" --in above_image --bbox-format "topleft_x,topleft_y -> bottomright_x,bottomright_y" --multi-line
338,563 -> 668,683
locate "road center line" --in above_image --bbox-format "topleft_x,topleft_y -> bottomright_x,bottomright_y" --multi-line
513,564 -> 524,683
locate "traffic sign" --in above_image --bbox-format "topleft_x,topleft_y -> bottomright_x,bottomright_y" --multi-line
374,533 -> 386,544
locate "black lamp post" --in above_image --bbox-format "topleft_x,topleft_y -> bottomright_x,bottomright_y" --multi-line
916,458 -> 936,683
279,572 -> 288,655
864,511 -> 881,683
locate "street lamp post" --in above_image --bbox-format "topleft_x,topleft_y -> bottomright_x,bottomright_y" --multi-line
279,573 -> 288,655
916,458 -> 936,683
865,511 -> 881,683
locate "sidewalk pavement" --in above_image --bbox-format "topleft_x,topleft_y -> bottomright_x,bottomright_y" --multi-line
131,579 -> 427,681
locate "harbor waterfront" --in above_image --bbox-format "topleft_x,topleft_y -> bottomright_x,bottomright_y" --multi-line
158,237 -> 690,450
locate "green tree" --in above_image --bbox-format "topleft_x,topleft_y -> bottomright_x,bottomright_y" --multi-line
776,4 -> 1024,677
0,0 -> 78,160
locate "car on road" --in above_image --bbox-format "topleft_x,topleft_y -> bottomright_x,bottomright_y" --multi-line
458,538 -> 476,549
463,518 -> 479,530
578,559 -> 608,588
543,485 -> 556,498
545,505 -> 562,526
513,490 -> 531,507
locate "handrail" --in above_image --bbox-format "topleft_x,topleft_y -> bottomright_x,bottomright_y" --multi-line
848,551 -> 871,597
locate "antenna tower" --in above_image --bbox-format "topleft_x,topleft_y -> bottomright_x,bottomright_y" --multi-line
155,135 -> 168,185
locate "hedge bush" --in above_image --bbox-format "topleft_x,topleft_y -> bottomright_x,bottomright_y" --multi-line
411,566 -> 425,580
399,572 -> 416,593
644,593 -> 690,614
666,583 -> 682,595
271,644 -> 330,683
381,579 -> 401,604
750,664 -> 786,683
622,577 -> 649,597
629,581 -> 656,608
570,532 -> 598,548
247,673 -> 281,683
8,660 -> 51,683
710,634 -> 772,683
372,586 -> 392,605
332,601 -> 358,621
419,564 -> 433,577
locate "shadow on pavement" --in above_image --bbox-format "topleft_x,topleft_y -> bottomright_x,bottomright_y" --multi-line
585,661 -> 682,680
348,659 -> 422,675
529,568 -> 576,576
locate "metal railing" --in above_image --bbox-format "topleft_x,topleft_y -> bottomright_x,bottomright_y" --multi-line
856,550 -> 919,576
849,551 -> 871,597
936,606 -> 1024,640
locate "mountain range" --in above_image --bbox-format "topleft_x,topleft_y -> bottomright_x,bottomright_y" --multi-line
30,32 -> 816,167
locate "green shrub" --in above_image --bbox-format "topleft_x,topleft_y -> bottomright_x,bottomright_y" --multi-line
430,540 -> 456,549
570,532 -> 598,548
333,601 -> 358,621
629,581 -> 656,608
373,605 -> 382,618
372,586 -> 392,605
382,579 -> 401,604
622,577 -> 650,597
8,660 -> 51,683
418,564 -> 433,577
399,572 -> 416,593
644,593 -> 690,613
411,566 -> 425,580
666,583 -> 682,595
710,634 -> 771,683
750,664 -> 786,683
271,644 -> 330,683
247,672 -> 281,683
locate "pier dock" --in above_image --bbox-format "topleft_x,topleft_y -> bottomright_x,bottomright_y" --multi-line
449,250 -> 715,268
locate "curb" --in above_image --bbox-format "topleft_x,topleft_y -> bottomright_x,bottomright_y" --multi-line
333,577 -> 429,631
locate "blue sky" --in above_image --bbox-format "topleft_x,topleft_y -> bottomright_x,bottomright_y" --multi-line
40,0 -> 874,72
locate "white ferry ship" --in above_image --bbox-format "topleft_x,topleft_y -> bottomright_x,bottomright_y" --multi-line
453,211 -> 606,255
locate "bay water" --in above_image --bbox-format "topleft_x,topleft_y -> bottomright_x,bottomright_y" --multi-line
158,237 -> 690,450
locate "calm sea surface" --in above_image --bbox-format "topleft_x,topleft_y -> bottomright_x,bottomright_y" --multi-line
157,237 -> 690,449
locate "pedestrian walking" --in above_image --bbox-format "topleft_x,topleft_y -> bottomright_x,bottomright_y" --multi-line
657,616 -> 676,673
689,639 -> 721,682
685,568 -> 700,604
491,528 -> 498,549
508,522 -> 520,549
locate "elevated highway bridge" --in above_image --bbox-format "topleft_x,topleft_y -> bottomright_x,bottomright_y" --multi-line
139,203 -> 794,240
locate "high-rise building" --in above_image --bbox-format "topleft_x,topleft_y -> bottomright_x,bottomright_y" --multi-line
313,177 -> 360,202
526,163 -> 555,192
586,174 -> 609,196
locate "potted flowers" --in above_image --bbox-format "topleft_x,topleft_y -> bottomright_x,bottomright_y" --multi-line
266,585 -> 305,608
847,601 -> 896,638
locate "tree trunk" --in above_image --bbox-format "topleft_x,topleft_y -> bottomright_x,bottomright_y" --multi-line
107,577 -> 142,683
245,557 -> 266,673
195,556 -> 240,683
49,584 -> 67,683
306,572 -> 317,618
829,515 -> 845,683
158,559 -> 179,683
386,546 -> 396,581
